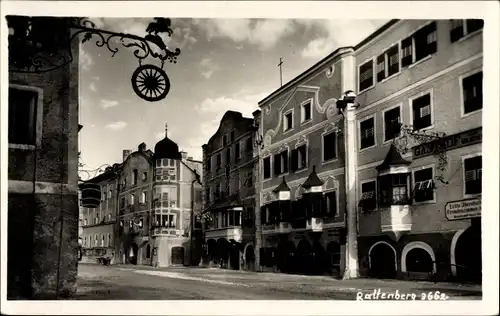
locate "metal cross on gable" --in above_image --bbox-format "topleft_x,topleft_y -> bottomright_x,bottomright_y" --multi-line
7,16 -> 182,102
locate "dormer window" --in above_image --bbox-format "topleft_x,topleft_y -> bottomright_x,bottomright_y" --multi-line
301,100 -> 312,123
132,169 -> 138,185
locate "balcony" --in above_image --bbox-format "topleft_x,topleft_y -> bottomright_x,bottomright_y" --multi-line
151,226 -> 178,236
204,226 -> 243,243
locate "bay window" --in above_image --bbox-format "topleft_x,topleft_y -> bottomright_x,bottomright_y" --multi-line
378,173 -> 411,206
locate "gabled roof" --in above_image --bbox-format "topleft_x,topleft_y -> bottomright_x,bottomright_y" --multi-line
376,144 -> 411,171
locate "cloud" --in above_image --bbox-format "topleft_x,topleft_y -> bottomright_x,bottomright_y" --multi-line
89,81 -> 97,92
197,19 -> 296,50
100,99 -> 119,109
79,46 -> 94,70
299,19 -> 389,59
105,121 -> 128,130
185,91 -> 267,153
200,57 -> 219,79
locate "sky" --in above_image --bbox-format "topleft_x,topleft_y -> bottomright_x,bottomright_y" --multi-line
79,18 -> 388,172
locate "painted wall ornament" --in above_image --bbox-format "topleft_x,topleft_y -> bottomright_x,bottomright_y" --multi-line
7,16 -> 181,102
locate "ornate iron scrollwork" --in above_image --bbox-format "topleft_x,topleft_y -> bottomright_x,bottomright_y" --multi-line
7,16 -> 181,102
394,124 -> 449,184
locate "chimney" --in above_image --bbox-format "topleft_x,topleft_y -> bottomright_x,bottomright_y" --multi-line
165,122 -> 168,137
123,149 -> 132,161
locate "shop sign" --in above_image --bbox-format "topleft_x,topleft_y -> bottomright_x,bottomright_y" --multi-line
445,198 -> 481,221
413,127 -> 482,159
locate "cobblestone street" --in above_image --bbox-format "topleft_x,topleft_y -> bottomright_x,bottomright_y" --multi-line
75,263 -> 482,300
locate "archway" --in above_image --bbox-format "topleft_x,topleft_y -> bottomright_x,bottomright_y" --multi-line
326,241 -> 341,276
311,241 -> 327,275
217,238 -> 230,269
206,239 -> 217,264
171,246 -> 185,265
401,241 -> 436,274
244,244 -> 256,271
129,243 -> 139,265
454,225 -> 482,282
296,239 -> 312,275
229,240 -> 240,270
276,241 -> 296,273
368,241 -> 397,278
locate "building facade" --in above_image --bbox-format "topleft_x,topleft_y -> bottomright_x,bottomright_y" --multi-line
80,165 -> 121,264
7,17 -> 80,298
201,111 -> 258,270
256,47 -> 354,277
79,124 -> 203,268
353,19 -> 483,282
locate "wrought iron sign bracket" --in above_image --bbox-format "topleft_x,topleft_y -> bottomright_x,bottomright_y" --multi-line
7,16 -> 181,102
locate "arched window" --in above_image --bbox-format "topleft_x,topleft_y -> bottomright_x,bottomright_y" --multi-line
130,194 -> 135,205
132,169 -> 138,185
107,233 -> 111,247
101,235 -> 104,247
83,237 -> 87,247
141,191 -> 147,204
94,234 -> 98,246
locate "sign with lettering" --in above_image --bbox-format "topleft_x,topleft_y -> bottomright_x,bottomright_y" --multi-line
413,127 -> 482,159
445,198 -> 481,221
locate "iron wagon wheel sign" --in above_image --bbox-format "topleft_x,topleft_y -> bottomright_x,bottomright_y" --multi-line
131,64 -> 171,102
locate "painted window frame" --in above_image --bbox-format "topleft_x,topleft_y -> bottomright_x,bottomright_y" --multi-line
462,152 -> 482,198
409,88 -> 434,131
357,56 -> 376,94
401,20 -> 438,69
321,129 -> 339,163
459,69 -> 483,118
382,102 -> 403,144
274,147 -> 289,176
358,114 -> 377,152
8,84 -> 44,150
376,41 -> 402,83
323,188 -> 340,218
262,155 -> 272,180
283,108 -> 294,133
359,178 -> 378,211
300,98 -> 313,124
411,164 -> 437,205
295,141 -> 309,172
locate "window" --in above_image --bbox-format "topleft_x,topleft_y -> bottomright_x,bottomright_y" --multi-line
324,191 -> 337,217
8,87 -> 39,146
301,100 -> 312,123
359,117 -> 375,150
291,144 -> 307,172
377,44 -> 399,82
132,169 -> 138,185
230,130 -> 235,142
141,191 -> 148,204
101,235 -> 104,247
358,59 -> 374,92
107,234 -> 111,247
95,234 -> 98,246
120,197 -> 125,209
102,187 -> 107,201
246,137 -> 253,153
411,93 -> 432,130
462,71 -> 483,114
283,110 -> 293,131
108,185 -> 113,199
263,157 -> 271,179
464,155 -> 482,195
205,156 -> 211,171
84,218 -> 88,226
273,150 -> 289,176
401,22 -> 437,67
216,153 -> 221,169
142,172 -> 147,181
108,213 -> 112,221
450,19 -> 484,42
215,184 -> 221,199
378,174 -> 410,206
223,134 -> 228,146
226,148 -> 231,165
235,142 -> 241,160
322,132 -> 337,161
413,167 -> 434,202
383,106 -> 401,142
359,181 -> 377,211
156,160 -> 161,167
130,194 -> 135,205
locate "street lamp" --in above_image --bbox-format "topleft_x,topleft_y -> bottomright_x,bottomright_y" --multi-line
336,90 -> 360,279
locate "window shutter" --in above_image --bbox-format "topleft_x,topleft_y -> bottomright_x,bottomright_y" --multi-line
450,19 -> 464,42
425,22 -> 438,55
401,37 -> 413,67
290,149 -> 298,172
376,54 -> 386,82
